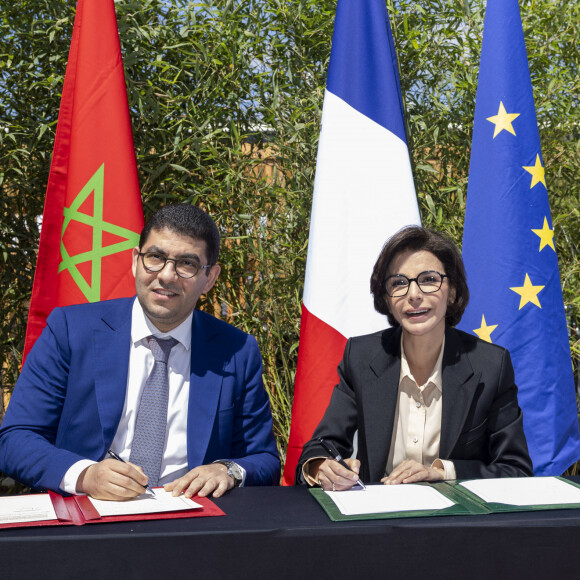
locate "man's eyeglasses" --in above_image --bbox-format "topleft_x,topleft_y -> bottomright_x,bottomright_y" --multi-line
385,271 -> 448,297
139,252 -> 212,279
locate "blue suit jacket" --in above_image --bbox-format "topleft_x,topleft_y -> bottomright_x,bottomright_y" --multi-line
0,297 -> 280,492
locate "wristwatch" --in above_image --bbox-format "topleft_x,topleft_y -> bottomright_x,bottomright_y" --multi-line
217,460 -> 243,487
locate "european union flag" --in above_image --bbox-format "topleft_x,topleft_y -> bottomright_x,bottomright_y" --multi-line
458,0 -> 580,475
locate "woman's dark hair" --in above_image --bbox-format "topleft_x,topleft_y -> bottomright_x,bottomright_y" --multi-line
370,226 -> 469,327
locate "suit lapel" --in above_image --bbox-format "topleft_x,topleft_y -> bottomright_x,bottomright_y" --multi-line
186,310 -> 223,468
362,328 -> 402,480
93,300 -> 134,452
439,328 -> 482,457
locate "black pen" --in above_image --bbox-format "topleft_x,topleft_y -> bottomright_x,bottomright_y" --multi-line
107,449 -> 156,497
317,437 -> 366,490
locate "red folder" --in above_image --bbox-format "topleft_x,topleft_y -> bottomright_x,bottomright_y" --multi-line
0,491 -> 225,530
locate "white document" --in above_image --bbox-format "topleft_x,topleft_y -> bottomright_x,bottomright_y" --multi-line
88,488 -> 202,517
0,494 -> 58,525
326,483 -> 454,516
460,476 -> 580,506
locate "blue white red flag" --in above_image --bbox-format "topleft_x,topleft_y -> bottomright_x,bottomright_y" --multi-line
283,0 -> 420,484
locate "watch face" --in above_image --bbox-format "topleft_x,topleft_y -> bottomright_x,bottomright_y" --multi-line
229,462 -> 242,480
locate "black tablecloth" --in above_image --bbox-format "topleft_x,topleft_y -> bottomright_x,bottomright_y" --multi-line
1,482 -> 579,580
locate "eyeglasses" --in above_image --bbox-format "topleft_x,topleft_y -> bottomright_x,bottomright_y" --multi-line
139,252 -> 212,279
385,271 -> 448,297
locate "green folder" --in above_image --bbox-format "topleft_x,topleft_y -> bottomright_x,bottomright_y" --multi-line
309,477 -> 580,522
451,476 -> 580,514
309,481 -> 489,522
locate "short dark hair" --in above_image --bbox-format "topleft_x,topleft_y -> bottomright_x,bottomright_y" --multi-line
370,226 -> 469,327
139,204 -> 221,266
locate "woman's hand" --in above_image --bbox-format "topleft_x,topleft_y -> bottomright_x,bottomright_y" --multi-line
381,459 -> 444,485
314,457 -> 361,491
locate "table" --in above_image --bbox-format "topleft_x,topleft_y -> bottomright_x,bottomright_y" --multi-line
0,482 -> 579,580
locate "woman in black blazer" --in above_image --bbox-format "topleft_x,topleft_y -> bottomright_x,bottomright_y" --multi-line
297,226 -> 533,490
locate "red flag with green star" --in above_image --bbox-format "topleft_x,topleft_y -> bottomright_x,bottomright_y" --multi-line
23,0 -> 144,363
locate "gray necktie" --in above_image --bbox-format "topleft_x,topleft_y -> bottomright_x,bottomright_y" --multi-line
129,336 -> 178,487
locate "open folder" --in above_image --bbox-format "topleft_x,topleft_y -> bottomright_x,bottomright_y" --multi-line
0,488 -> 224,530
310,476 -> 580,522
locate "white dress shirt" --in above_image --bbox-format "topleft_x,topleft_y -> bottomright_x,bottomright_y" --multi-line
386,336 -> 456,479
60,300 -> 192,493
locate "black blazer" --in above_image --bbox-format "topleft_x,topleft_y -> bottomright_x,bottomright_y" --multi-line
297,326 -> 533,483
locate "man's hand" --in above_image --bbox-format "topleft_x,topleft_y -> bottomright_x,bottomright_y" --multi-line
164,464 -> 234,498
76,459 -> 149,500
381,459 -> 444,485
314,457 -> 361,491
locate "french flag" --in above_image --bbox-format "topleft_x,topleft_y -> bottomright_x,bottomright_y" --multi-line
282,0 -> 420,485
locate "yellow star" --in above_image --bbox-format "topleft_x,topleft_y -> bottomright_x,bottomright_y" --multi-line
473,315 -> 498,343
531,217 -> 555,252
523,154 -> 546,188
510,273 -> 544,310
486,101 -> 520,138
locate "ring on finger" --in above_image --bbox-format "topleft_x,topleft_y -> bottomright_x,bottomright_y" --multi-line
332,482 -> 336,492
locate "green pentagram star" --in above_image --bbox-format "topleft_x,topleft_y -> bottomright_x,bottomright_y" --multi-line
58,163 -> 139,302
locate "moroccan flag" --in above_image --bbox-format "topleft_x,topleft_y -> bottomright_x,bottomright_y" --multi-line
23,0 -> 144,362
282,0 -> 420,484
458,0 -> 580,475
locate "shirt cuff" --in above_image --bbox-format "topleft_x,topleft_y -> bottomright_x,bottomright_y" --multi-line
431,458 -> 456,480
302,456 -> 327,487
60,459 -> 97,495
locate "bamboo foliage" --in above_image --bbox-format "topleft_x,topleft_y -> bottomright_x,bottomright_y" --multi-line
0,0 -> 578,468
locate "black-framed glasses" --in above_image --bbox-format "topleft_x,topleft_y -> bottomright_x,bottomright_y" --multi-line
139,252 -> 212,279
385,271 -> 448,297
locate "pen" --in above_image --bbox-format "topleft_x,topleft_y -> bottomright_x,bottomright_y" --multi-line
317,437 -> 366,490
107,449 -> 156,497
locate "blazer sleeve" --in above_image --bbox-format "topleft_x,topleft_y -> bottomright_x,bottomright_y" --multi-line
451,347 -> 533,479
0,308 -> 89,492
226,335 -> 281,486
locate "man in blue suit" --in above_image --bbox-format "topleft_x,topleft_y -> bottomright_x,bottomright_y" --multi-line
0,204 -> 280,500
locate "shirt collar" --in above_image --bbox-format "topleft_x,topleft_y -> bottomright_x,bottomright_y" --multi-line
399,335 -> 445,392
131,299 -> 192,350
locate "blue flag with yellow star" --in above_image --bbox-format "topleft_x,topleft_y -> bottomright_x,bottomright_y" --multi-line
458,0 -> 580,475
